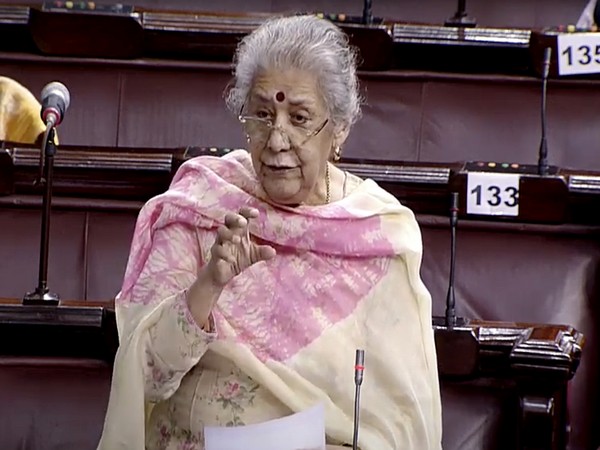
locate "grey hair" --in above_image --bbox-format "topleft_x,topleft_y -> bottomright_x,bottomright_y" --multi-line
225,15 -> 362,129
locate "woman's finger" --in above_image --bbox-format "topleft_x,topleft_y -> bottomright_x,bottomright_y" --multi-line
212,242 -> 236,264
216,225 -> 234,244
224,213 -> 248,232
238,206 -> 259,220
256,244 -> 276,261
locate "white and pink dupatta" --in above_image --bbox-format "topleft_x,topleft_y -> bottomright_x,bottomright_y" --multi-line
98,150 -> 442,450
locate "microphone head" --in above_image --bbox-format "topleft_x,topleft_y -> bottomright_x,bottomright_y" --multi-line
40,81 -> 70,126
355,349 -> 365,367
450,192 -> 459,209
542,47 -> 552,78
354,349 -> 365,386
41,81 -> 71,110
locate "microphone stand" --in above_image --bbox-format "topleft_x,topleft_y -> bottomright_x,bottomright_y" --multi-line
444,192 -> 465,329
445,0 -> 477,27
352,349 -> 364,450
23,124 -> 59,306
432,193 -> 476,378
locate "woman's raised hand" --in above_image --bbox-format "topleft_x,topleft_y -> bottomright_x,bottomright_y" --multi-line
187,207 -> 275,327
207,207 -> 276,286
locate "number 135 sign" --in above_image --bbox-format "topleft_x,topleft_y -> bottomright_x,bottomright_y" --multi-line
557,32 -> 600,76
466,172 -> 520,217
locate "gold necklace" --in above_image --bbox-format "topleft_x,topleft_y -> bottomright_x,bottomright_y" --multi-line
325,162 -> 331,203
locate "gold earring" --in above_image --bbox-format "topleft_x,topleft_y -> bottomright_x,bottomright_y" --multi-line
246,135 -> 251,144
333,146 -> 342,162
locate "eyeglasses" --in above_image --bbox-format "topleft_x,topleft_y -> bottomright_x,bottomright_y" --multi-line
238,105 -> 329,147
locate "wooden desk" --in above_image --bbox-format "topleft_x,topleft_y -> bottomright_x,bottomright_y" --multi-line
0,296 -> 584,449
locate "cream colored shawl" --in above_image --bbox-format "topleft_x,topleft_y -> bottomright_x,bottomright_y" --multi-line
98,150 -> 442,449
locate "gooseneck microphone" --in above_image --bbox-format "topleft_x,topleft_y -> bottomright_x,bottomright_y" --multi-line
445,0 -> 476,27
362,0 -> 373,25
40,81 -> 71,128
537,47 -> 552,176
352,349 -> 365,450
445,192 -> 459,329
23,81 -> 70,306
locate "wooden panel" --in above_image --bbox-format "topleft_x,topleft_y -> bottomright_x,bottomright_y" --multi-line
420,79 -> 541,164
0,60 -> 121,146
2,53 -> 600,170
421,222 -> 599,450
548,84 -> 600,168
86,0 -> 589,29
117,67 -> 244,148
138,0 -> 272,14
0,299 -> 118,360
421,225 -> 600,323
344,76 -> 423,161
441,382 -> 514,450
419,77 -> 600,168
0,360 -> 111,450
4,143 -> 600,225
85,211 -> 137,301
0,209 -> 86,300
119,67 -> 427,157
152,0 -> 589,28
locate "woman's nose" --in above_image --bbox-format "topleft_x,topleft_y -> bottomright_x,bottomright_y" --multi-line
266,124 -> 291,153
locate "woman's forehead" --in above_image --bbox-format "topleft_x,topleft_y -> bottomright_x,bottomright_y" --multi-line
249,70 -> 325,107
249,90 -> 318,107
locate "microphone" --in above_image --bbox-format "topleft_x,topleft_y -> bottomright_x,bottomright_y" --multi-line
40,81 -> 70,128
537,47 -> 552,176
445,0 -> 477,27
22,81 -> 71,306
444,192 -> 462,329
362,0 -> 373,25
352,349 -> 364,450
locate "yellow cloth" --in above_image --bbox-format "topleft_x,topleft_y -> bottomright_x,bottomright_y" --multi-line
0,76 -> 47,144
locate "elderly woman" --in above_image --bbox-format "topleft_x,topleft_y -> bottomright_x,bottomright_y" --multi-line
98,15 -> 442,450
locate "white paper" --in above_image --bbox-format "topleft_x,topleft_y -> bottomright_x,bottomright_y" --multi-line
204,403 -> 326,450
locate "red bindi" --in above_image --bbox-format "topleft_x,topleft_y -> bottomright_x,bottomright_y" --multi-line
275,91 -> 285,102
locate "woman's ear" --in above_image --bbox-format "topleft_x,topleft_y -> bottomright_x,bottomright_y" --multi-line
332,124 -> 350,149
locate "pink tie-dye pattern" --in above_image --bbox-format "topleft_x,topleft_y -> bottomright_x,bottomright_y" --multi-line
119,150 -> 396,362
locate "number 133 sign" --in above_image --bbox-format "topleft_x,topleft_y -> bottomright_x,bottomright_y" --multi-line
466,172 -> 520,217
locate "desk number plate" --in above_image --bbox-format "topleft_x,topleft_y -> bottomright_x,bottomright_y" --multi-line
557,32 -> 600,76
466,172 -> 520,216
